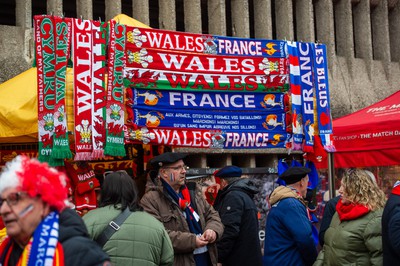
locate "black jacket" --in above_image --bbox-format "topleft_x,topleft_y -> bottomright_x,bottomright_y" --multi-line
213,178 -> 262,266
382,193 -> 400,265
318,195 -> 340,246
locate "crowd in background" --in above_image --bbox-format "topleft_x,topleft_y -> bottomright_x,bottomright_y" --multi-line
0,154 -> 399,265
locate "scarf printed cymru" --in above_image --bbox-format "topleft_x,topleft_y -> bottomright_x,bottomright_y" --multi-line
104,20 -> 126,157
35,15 -> 64,166
91,21 -> 108,159
73,18 -> 94,160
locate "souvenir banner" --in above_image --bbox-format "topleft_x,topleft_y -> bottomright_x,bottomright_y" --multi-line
126,26 -> 287,57
73,18 -> 93,160
313,44 -> 335,152
131,88 -> 285,112
124,67 -> 288,92
91,21 -> 107,159
132,107 -> 286,132
287,41 -> 304,150
104,20 -> 126,157
125,47 -> 288,76
52,16 -> 72,160
298,42 -> 315,152
126,126 -> 289,149
35,15 -> 63,166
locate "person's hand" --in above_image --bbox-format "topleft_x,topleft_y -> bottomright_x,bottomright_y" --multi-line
217,263 -> 223,266
202,229 -> 217,243
195,234 -> 208,247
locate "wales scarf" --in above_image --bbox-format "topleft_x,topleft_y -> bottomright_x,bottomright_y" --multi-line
91,21 -> 108,159
52,16 -> 73,160
73,18 -> 94,160
104,20 -> 126,157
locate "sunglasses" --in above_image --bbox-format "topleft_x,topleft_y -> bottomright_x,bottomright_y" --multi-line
0,191 -> 27,207
103,170 -> 129,179
163,165 -> 189,171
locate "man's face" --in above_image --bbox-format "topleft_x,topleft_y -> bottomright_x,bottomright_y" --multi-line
0,187 -> 47,245
160,159 -> 188,191
300,175 -> 309,198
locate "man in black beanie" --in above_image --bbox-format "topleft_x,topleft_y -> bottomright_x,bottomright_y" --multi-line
140,152 -> 224,266
263,166 -> 318,266
213,165 -> 262,266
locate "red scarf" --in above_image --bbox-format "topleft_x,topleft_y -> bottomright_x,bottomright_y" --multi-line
392,181 -> 400,195
336,199 -> 370,221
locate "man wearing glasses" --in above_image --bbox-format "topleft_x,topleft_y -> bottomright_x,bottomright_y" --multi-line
141,152 -> 224,266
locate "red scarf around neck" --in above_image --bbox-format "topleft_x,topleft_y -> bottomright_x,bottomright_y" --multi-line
336,198 -> 370,221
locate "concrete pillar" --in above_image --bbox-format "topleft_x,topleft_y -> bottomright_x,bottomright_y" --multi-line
334,0 -> 354,61
231,0 -> 250,37
352,1 -> 373,60
184,0 -> 202,33
314,0 -> 336,71
77,0 -> 93,20
132,0 -> 150,26
47,0 -> 63,16
207,0 -> 226,35
295,0 -> 315,42
371,0 -> 391,61
105,0 -> 121,21
16,0 -> 31,28
253,0 -> 272,39
275,0 -> 294,40
389,1 -> 400,61
159,0 -> 176,30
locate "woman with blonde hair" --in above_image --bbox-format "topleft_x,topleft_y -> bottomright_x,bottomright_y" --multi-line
314,169 -> 386,266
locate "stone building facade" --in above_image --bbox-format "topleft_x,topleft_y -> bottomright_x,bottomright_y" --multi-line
0,0 -> 399,169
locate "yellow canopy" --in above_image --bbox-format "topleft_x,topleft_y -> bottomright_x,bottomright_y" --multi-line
0,15 -> 150,143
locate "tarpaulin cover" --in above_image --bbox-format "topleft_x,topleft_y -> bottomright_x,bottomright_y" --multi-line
331,90 -> 400,168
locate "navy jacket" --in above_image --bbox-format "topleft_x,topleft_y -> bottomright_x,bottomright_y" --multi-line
382,193 -> 400,265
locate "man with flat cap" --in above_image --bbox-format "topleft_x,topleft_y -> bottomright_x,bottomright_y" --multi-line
263,166 -> 318,266
213,166 -> 262,266
140,152 -> 224,266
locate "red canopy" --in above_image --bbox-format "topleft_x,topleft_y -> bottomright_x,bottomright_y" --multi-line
331,90 -> 400,168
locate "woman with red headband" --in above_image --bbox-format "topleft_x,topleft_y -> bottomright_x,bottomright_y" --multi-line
0,155 -> 110,266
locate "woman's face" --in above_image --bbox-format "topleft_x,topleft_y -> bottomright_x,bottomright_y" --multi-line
0,187 -> 48,246
338,183 -> 351,205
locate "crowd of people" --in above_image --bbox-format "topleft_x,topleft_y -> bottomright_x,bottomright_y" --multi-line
0,153 -> 398,265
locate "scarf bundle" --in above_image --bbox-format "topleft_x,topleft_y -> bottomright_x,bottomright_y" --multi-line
162,179 -> 202,235
91,21 -> 108,159
35,15 -> 63,166
73,18 -> 94,160
104,20 -> 127,157
336,199 -> 370,221
52,16 -> 73,160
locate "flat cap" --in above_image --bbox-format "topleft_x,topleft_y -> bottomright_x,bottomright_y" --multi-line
150,152 -> 187,168
279,166 -> 311,185
214,165 -> 242,179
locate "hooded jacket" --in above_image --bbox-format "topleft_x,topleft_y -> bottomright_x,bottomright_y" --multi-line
263,186 -> 317,266
140,181 -> 224,266
213,178 -> 262,266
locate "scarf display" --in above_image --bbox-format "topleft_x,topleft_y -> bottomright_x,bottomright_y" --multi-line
104,20 -> 126,157
73,18 -> 94,160
0,212 -> 64,266
52,16 -> 72,160
91,21 -> 108,159
35,15 -> 62,166
336,199 -> 370,221
162,179 -> 202,235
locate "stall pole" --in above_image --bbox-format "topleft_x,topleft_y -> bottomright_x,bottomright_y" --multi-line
328,152 -> 336,200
